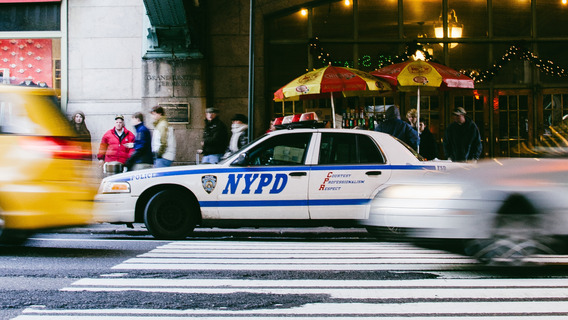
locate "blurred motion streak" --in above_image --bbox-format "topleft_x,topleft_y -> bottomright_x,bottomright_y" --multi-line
0,85 -> 97,244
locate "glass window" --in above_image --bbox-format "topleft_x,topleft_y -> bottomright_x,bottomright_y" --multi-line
240,133 -> 312,166
493,0 -> 531,37
447,43 -> 490,72
267,43 -> 308,93
357,43 -> 401,72
312,1 -> 353,39
403,0 -> 441,39
536,0 -> 568,37
448,0 -> 488,38
267,11 -> 308,40
537,43 -> 568,85
492,45 -> 532,85
319,132 -> 385,165
314,43 -> 354,69
358,0 -> 399,39
0,3 -> 60,31
0,38 -> 60,91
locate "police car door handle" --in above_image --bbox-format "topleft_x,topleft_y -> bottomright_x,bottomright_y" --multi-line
365,171 -> 382,176
289,172 -> 307,177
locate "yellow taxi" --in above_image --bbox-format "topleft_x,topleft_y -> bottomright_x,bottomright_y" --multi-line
0,85 -> 97,243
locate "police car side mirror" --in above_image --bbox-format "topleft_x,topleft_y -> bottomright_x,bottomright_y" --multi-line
232,152 -> 249,166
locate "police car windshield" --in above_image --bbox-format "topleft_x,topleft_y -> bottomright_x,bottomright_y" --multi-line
218,133 -> 268,165
393,137 -> 425,161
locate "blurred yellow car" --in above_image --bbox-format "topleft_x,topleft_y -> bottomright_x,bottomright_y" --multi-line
0,85 -> 96,243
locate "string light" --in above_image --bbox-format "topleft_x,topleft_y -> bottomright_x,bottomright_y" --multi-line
309,38 -> 568,83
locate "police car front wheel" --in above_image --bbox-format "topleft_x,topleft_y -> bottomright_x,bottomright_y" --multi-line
144,189 -> 197,240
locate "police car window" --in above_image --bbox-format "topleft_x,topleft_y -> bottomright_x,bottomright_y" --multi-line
319,133 -> 385,165
243,133 -> 312,166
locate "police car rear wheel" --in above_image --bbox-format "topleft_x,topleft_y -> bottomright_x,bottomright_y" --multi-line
144,189 -> 196,240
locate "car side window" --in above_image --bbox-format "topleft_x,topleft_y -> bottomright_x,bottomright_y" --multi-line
319,132 -> 385,165
236,133 -> 312,166
0,94 -> 37,135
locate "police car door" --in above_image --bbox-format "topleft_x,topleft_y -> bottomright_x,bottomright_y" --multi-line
217,132 -> 313,219
309,131 -> 391,219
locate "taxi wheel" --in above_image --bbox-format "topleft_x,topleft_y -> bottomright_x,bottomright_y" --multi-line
144,189 -> 197,240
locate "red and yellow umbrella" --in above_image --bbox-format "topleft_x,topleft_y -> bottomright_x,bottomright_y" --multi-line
274,65 -> 391,127
371,60 -> 474,152
371,60 -> 474,91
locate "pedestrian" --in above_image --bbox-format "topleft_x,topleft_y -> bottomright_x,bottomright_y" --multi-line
375,105 -> 419,150
224,113 -> 249,158
418,118 -> 437,160
443,107 -> 482,162
198,107 -> 228,164
69,110 -> 91,154
97,115 -> 135,165
150,105 -> 176,168
125,112 -> 153,171
406,108 -> 418,130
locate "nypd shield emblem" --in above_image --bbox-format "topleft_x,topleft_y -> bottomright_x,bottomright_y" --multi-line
202,175 -> 217,194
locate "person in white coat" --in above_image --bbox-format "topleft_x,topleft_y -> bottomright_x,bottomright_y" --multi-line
150,105 -> 176,167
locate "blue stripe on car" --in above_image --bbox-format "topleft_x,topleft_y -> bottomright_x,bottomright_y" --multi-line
109,164 -> 436,182
198,198 -> 371,207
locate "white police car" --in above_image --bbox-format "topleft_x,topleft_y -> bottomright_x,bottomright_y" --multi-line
94,112 -> 465,239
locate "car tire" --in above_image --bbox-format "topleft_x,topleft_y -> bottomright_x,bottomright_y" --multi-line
144,189 -> 197,240
464,236 -> 557,266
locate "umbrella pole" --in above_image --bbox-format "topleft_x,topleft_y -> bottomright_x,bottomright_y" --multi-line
416,87 -> 420,154
330,92 -> 336,128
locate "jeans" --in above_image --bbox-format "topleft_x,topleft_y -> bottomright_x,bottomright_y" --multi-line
202,154 -> 222,164
154,157 -> 172,168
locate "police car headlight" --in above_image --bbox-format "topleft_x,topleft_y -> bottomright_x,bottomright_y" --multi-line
102,181 -> 131,194
380,184 -> 463,200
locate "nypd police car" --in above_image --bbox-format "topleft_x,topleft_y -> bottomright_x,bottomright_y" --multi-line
94,112 -> 466,239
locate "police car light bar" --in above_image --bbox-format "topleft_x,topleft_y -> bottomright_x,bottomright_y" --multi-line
274,112 -> 325,130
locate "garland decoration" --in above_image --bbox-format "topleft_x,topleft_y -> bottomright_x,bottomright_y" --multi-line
309,38 -> 568,83
461,44 -> 568,83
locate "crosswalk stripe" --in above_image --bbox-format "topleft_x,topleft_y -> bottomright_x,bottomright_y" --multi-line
111,240 -> 479,271
13,240 -> 568,319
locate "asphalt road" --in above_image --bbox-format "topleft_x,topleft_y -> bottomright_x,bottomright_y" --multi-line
3,225 -> 568,319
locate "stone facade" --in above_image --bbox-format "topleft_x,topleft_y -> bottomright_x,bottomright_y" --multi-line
66,0 -> 305,164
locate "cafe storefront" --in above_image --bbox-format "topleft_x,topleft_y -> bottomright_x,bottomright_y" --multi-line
265,0 -> 568,159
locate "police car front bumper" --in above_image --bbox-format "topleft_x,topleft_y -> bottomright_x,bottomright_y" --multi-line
93,193 -> 137,224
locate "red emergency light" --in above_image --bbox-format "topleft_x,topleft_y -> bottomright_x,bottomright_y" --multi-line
274,112 -> 324,130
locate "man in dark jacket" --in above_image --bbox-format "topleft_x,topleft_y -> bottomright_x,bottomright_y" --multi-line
125,112 -> 153,171
199,107 -> 228,164
443,107 -> 482,162
375,105 -> 419,150
418,118 -> 437,160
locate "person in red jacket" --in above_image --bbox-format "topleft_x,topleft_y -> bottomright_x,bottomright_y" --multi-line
97,115 -> 135,165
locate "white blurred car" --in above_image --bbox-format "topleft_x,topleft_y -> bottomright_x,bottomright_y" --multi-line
364,157 -> 568,266
94,112 -> 466,240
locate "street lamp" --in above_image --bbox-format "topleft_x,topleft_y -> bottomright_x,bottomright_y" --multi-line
434,9 -> 463,48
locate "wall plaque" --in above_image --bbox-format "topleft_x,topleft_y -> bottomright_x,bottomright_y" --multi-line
159,103 -> 190,124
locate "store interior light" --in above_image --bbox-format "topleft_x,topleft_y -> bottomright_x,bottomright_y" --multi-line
412,50 -> 426,61
563,0 -> 567,5
434,9 -> 463,48
344,0 -> 351,6
300,8 -> 308,16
